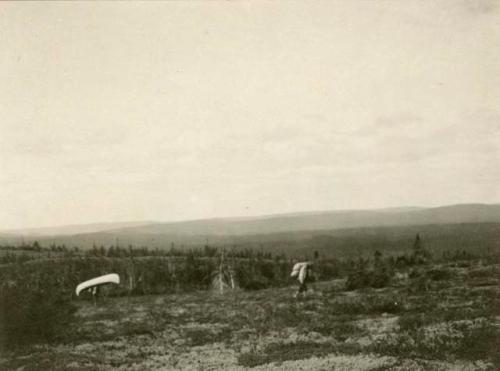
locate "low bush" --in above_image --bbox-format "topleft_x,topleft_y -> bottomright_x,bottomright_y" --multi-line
238,340 -> 362,367
455,321 -> 500,363
330,295 -> 404,316
346,267 -> 393,291
467,266 -> 497,279
184,327 -> 231,346
345,269 -> 372,290
242,278 -> 270,291
373,319 -> 499,363
0,282 -> 76,349
426,268 -> 454,281
398,313 -> 427,331
312,321 -> 363,341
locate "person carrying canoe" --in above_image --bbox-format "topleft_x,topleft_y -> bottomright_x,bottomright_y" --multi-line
290,261 -> 313,298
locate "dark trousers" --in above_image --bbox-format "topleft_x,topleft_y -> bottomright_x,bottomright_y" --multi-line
297,281 -> 308,295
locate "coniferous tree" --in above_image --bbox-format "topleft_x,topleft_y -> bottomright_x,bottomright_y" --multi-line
412,233 -> 431,264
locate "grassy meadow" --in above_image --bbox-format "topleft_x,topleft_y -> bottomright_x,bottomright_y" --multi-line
1,251 -> 498,370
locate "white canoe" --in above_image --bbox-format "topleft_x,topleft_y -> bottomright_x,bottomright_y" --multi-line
75,273 -> 120,296
298,265 -> 308,284
290,262 -> 310,277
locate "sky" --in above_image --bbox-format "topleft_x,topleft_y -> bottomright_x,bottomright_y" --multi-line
1,1 -> 500,229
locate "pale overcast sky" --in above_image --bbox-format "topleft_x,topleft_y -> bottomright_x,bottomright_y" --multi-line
1,1 -> 499,229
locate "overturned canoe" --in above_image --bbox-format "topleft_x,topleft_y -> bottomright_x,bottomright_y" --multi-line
75,273 -> 120,296
290,262 -> 311,277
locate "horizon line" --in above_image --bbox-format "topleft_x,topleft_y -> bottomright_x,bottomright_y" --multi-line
2,201 -> 499,233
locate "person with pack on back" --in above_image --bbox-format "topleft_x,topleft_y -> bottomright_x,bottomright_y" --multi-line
290,261 -> 313,298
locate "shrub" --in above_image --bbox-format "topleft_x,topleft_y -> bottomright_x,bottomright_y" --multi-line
0,282 -> 76,349
426,268 -> 454,281
238,341 -> 361,367
329,295 -> 403,316
408,268 -> 431,293
372,298 -> 403,314
398,313 -> 427,331
238,351 -> 269,368
456,321 -> 500,363
242,278 -> 270,290
346,268 -> 392,290
373,320 -> 499,363
345,269 -> 371,290
184,327 -> 231,346
313,321 -> 363,341
371,267 -> 392,288
345,251 -> 393,290
468,266 -> 498,278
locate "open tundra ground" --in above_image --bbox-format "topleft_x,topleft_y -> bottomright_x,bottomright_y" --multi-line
1,261 -> 499,371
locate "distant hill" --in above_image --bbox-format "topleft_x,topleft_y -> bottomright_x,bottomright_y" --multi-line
102,203 -> 500,236
1,221 -> 153,237
1,204 -> 500,254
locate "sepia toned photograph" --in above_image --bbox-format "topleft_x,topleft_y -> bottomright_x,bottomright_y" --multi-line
0,1 -> 499,370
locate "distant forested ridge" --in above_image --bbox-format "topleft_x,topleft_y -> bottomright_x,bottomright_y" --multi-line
1,204 -> 500,258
